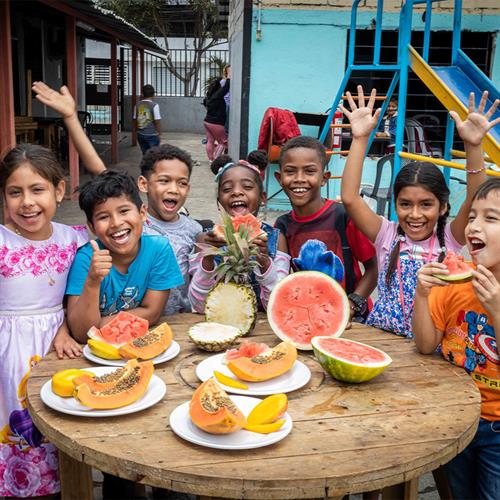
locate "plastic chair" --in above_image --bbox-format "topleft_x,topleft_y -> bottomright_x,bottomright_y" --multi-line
405,118 -> 442,157
360,154 -> 412,216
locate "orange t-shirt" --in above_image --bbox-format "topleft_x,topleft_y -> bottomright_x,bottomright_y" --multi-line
429,281 -> 500,420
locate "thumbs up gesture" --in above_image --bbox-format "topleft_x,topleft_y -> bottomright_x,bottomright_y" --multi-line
88,240 -> 113,285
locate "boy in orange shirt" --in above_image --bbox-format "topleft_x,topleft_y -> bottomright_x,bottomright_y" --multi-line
413,178 -> 500,499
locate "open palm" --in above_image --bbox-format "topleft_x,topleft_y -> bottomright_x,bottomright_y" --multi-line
340,86 -> 381,139
450,91 -> 500,146
32,82 -> 76,119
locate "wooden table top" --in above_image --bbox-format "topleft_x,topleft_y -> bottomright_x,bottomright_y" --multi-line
27,313 -> 480,499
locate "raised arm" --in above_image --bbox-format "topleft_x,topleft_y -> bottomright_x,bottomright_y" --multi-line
450,91 -> 500,244
340,86 -> 383,243
32,82 -> 106,175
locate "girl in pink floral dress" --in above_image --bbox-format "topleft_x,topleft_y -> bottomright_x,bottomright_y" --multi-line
0,144 -> 87,498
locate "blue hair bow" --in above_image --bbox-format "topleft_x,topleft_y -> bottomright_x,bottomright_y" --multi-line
292,240 -> 344,283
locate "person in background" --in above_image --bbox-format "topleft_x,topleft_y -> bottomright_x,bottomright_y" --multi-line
203,78 -> 230,161
221,64 -> 231,134
376,98 -> 398,148
133,84 -> 161,154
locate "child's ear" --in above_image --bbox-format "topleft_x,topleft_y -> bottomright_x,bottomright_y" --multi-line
87,220 -> 96,235
322,170 -> 331,186
274,171 -> 282,186
137,175 -> 148,193
139,204 -> 148,222
55,179 -> 66,203
260,191 -> 267,208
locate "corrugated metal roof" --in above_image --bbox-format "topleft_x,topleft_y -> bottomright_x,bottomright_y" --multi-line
62,0 -> 165,53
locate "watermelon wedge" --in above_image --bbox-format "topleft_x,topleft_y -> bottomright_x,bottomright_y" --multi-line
267,271 -> 350,350
311,336 -> 392,383
433,251 -> 472,284
87,312 -> 149,347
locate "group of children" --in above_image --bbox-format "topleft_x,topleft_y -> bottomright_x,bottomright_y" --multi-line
0,80 -> 498,499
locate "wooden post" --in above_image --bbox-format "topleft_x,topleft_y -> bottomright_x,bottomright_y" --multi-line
131,46 -> 137,146
139,48 -> 144,93
65,15 -> 79,200
0,0 -> 15,157
110,37 -> 118,164
59,451 -> 93,500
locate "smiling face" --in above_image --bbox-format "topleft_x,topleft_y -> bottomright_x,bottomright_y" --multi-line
395,185 -> 447,241
466,190 -> 500,276
217,166 -> 264,217
89,195 -> 147,261
387,100 -> 398,117
276,147 -> 329,217
4,163 -> 65,240
138,159 -> 190,223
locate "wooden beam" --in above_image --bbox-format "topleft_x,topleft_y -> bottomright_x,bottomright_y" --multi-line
66,15 -> 79,200
110,37 -> 118,164
131,46 -> 137,146
59,451 -> 93,500
139,49 -> 145,92
0,0 -> 15,157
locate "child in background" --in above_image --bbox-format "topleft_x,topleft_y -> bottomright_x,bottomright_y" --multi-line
189,160 -> 290,312
139,144 -> 202,314
66,170 -> 183,342
0,144 -> 87,497
275,136 -> 377,322
376,97 -> 398,147
413,178 -> 500,500
133,84 -> 162,154
33,82 -> 202,315
341,85 -> 497,337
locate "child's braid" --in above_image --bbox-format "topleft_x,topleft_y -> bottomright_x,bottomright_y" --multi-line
436,203 -> 450,263
385,225 -> 405,287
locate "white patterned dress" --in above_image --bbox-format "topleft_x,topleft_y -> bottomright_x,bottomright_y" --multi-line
0,223 -> 87,497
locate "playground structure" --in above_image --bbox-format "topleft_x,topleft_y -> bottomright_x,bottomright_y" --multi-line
318,0 -> 500,213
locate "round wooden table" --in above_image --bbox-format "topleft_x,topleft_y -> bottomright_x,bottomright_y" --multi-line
27,313 -> 481,500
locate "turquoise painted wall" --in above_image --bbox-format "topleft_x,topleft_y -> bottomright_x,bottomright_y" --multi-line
247,8 -> 500,213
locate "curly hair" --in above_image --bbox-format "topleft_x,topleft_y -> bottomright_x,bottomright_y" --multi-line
140,143 -> 193,179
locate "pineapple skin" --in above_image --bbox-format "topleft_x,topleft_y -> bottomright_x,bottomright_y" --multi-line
205,282 -> 257,336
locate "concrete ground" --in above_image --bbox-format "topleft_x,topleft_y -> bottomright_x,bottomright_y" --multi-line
54,132 -> 439,500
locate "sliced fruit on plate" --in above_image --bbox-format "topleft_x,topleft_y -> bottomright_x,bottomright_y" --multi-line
189,378 -> 246,434
87,312 -> 149,347
311,336 -> 392,383
73,360 -> 154,409
246,394 -> 288,425
433,251 -> 473,283
72,359 -> 141,391
227,342 -> 297,382
267,271 -> 350,350
244,418 -> 286,434
88,339 -> 121,360
188,322 -> 241,352
213,370 -> 248,390
225,342 -> 268,362
119,322 -> 172,360
51,369 -> 95,397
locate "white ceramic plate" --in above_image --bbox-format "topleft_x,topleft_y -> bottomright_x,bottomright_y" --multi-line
83,340 -> 180,366
169,395 -> 292,450
196,353 -> 311,395
40,366 -> 166,417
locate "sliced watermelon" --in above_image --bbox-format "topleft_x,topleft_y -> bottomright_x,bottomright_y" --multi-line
87,312 -> 149,347
434,251 -> 472,283
224,342 -> 269,362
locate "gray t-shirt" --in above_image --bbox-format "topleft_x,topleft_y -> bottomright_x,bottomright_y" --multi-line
143,213 -> 202,314
133,99 -> 161,136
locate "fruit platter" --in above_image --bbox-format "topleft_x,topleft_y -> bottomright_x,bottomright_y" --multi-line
41,360 -> 166,417
82,312 -> 180,366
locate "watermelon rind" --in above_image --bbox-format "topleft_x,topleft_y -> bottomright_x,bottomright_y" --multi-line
267,271 -> 350,351
311,336 -> 392,383
433,271 -> 473,284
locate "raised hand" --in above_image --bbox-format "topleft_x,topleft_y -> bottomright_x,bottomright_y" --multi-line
88,240 -> 112,285
415,262 -> 450,297
450,91 -> 500,146
32,81 -> 76,119
340,85 -> 382,139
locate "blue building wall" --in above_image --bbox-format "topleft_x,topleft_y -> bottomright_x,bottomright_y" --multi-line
247,8 -> 500,213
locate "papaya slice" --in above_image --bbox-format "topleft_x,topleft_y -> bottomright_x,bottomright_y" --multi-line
72,359 -> 140,391
189,378 -> 246,434
118,322 -> 172,360
74,360 -> 154,410
227,342 -> 297,382
246,394 -> 288,425
52,369 -> 95,398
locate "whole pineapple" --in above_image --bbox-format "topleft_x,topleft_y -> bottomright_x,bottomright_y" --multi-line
201,209 -> 262,335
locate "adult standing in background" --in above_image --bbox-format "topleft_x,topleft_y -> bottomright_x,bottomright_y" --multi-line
221,64 -> 231,134
133,84 -> 161,154
202,77 -> 230,161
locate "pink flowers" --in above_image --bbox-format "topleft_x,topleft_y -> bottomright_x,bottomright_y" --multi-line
0,443 -> 59,496
0,242 -> 77,279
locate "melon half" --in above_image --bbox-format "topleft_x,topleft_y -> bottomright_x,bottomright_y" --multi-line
311,336 -> 392,383
267,271 -> 350,350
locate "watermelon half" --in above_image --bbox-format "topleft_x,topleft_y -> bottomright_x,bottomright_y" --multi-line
433,251 -> 472,284
311,336 -> 392,383
267,271 -> 350,350
87,311 -> 149,347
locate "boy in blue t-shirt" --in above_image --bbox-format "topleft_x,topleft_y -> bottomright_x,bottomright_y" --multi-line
66,170 -> 183,343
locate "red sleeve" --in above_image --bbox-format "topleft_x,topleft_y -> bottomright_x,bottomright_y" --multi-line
346,219 -> 376,263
